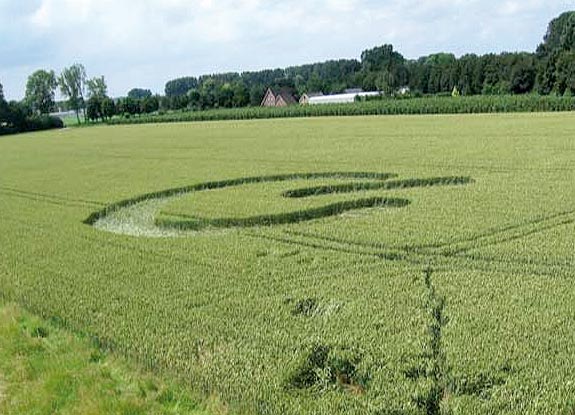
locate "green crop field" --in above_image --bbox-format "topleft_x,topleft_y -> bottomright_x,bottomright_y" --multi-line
1,113 -> 575,414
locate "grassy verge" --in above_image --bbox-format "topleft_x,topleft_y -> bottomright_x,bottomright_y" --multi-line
0,303 -> 216,415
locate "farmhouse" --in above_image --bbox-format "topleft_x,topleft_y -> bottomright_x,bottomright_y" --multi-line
260,88 -> 298,107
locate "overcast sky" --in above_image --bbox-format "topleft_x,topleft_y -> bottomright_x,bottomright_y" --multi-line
0,0 -> 572,100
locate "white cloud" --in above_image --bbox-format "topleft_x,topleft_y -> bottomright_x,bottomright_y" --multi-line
0,0 -> 572,99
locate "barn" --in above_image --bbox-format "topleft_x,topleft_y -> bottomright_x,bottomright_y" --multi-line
307,91 -> 381,105
260,88 -> 298,107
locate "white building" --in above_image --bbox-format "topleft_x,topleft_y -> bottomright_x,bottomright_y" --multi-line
307,91 -> 381,105
299,92 -> 324,105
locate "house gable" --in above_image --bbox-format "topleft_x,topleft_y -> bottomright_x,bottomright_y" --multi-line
261,87 -> 297,107
261,88 -> 277,107
276,89 -> 297,106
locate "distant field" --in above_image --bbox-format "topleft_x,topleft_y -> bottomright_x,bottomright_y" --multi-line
1,113 -> 575,414
106,95 -> 575,126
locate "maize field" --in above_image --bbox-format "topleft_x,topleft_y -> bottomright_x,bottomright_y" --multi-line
107,95 -> 575,125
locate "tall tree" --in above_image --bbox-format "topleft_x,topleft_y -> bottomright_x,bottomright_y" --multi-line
0,81 -> 8,132
536,11 -> 575,94
101,97 -> 116,120
86,96 -> 103,122
25,70 -> 58,114
140,96 -> 159,114
85,76 -> 108,123
165,77 -> 198,97
127,88 -> 152,100
554,51 -> 575,95
425,53 -> 457,94
87,76 -> 108,99
361,44 -> 408,92
59,64 -> 87,124
510,59 -> 536,94
540,11 -> 575,53
231,81 -> 249,107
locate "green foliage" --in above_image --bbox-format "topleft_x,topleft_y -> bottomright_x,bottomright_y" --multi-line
86,96 -> 103,122
0,101 -> 30,134
59,64 -> 87,124
536,12 -> 575,95
165,77 -> 198,97
0,99 -> 62,135
24,114 -> 64,131
360,44 -> 408,93
140,95 -> 159,114
540,11 -> 575,53
101,97 -> 116,120
510,59 -> 536,94
118,96 -> 140,116
0,81 -> 8,130
25,69 -> 58,114
554,51 -> 575,95
87,76 -> 108,99
128,88 -> 153,100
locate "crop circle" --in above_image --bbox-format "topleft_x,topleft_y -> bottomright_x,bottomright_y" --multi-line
85,172 -> 473,237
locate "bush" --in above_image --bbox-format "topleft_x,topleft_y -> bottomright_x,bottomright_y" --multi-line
25,115 -> 64,131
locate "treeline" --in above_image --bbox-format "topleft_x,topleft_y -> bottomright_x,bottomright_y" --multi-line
159,11 -> 575,111
0,63 -> 162,133
86,88 -> 160,122
0,82 -> 63,135
1,64 -> 101,134
60,65 -> 135,124
3,11 -> 575,134
108,95 -> 575,126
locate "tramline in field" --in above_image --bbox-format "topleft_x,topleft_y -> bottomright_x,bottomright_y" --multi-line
1,113 -> 575,414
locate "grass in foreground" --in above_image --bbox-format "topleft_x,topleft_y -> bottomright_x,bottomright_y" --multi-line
0,303 -> 215,415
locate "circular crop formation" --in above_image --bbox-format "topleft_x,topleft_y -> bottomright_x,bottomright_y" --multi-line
85,172 -> 473,237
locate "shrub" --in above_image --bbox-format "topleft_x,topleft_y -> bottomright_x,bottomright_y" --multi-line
24,115 -> 64,132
